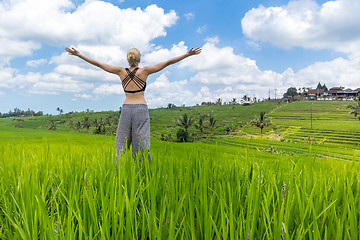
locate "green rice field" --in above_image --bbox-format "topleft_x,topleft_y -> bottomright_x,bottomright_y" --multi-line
1,101 -> 360,239
269,101 -> 360,145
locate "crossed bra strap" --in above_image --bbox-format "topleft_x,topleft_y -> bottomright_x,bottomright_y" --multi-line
122,67 -> 146,93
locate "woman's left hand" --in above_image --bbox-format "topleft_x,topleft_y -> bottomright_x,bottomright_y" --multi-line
65,47 -> 80,56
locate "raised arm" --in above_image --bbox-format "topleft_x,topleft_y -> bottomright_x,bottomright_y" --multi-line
143,47 -> 201,75
65,47 -> 123,74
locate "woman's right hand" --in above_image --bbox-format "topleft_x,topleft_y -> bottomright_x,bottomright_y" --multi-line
65,47 -> 80,56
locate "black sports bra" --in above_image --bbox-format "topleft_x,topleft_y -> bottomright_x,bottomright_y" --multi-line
122,67 -> 146,93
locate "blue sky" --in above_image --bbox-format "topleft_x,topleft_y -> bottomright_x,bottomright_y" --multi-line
1,0 -> 360,114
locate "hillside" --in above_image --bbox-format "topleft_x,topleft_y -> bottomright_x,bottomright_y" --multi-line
148,102 -> 279,140
269,101 -> 360,145
0,102 -> 280,139
1,101 -> 359,146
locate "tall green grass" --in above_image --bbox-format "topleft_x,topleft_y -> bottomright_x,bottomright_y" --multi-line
1,136 -> 360,239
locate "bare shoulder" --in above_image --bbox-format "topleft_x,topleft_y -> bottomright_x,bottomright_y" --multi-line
141,66 -> 152,74
117,66 -> 130,79
141,65 -> 162,75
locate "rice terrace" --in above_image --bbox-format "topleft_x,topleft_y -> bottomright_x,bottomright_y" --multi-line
1,100 -> 360,239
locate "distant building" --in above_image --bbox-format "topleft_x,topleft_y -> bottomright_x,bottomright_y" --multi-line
326,87 -> 359,100
306,89 -> 325,100
305,87 -> 359,100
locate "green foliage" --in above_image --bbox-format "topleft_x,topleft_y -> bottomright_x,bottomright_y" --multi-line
56,107 -> 63,114
167,103 -> 177,109
176,114 -> 194,133
82,116 -> 91,133
285,87 -> 298,97
0,108 -> 43,118
316,82 -> 328,91
347,100 -> 360,120
194,117 -> 206,137
176,128 -> 189,142
251,111 -> 273,139
209,116 -> 217,136
215,98 -> 222,105
228,98 -> 238,105
225,124 -> 235,134
1,129 -> 360,239
150,102 -> 279,138
48,120 -> 57,130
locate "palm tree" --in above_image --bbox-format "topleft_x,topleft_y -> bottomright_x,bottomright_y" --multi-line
209,116 -> 217,136
68,120 -> 74,129
229,98 -> 237,105
215,98 -> 222,105
347,100 -> 360,120
75,121 -> 81,131
176,114 -> 194,133
82,116 -> 91,134
251,111 -> 272,140
195,117 -> 205,137
56,107 -> 63,114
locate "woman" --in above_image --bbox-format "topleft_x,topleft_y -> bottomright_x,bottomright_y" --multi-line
65,46 -> 201,164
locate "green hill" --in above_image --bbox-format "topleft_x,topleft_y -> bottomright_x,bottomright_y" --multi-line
0,102 -> 280,139
1,100 -> 359,146
148,102 -> 279,140
269,101 -> 360,145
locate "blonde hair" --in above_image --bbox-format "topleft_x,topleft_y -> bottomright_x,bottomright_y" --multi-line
127,48 -> 140,67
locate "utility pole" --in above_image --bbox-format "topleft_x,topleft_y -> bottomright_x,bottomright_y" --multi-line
310,103 -> 313,130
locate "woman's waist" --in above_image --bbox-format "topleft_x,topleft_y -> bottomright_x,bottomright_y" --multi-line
123,94 -> 147,105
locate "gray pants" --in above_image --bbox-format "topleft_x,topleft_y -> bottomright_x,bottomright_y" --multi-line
115,104 -> 151,165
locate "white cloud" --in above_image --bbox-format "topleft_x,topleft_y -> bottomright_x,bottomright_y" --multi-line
142,41 -> 188,66
93,84 -> 123,95
75,93 -> 93,99
0,1 -> 178,61
194,86 -> 258,104
179,42 -> 280,88
26,58 -> 48,67
196,25 -> 207,34
0,67 -> 17,88
205,36 -> 220,44
184,12 -> 194,20
0,38 -> 41,66
28,73 -> 94,94
0,1 -> 179,96
53,64 -> 117,83
146,73 -> 195,106
242,0 -> 360,53
1,71 -> 93,95
295,56 -> 360,89
2,0 -> 360,107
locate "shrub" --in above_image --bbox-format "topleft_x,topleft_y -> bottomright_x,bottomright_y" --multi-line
176,128 -> 189,142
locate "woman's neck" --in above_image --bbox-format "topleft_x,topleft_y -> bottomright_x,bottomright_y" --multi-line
129,65 -> 139,69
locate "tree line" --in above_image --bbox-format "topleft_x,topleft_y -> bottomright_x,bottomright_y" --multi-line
0,108 -> 43,118
163,111 -> 273,142
171,113 -> 218,142
67,115 -> 119,135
